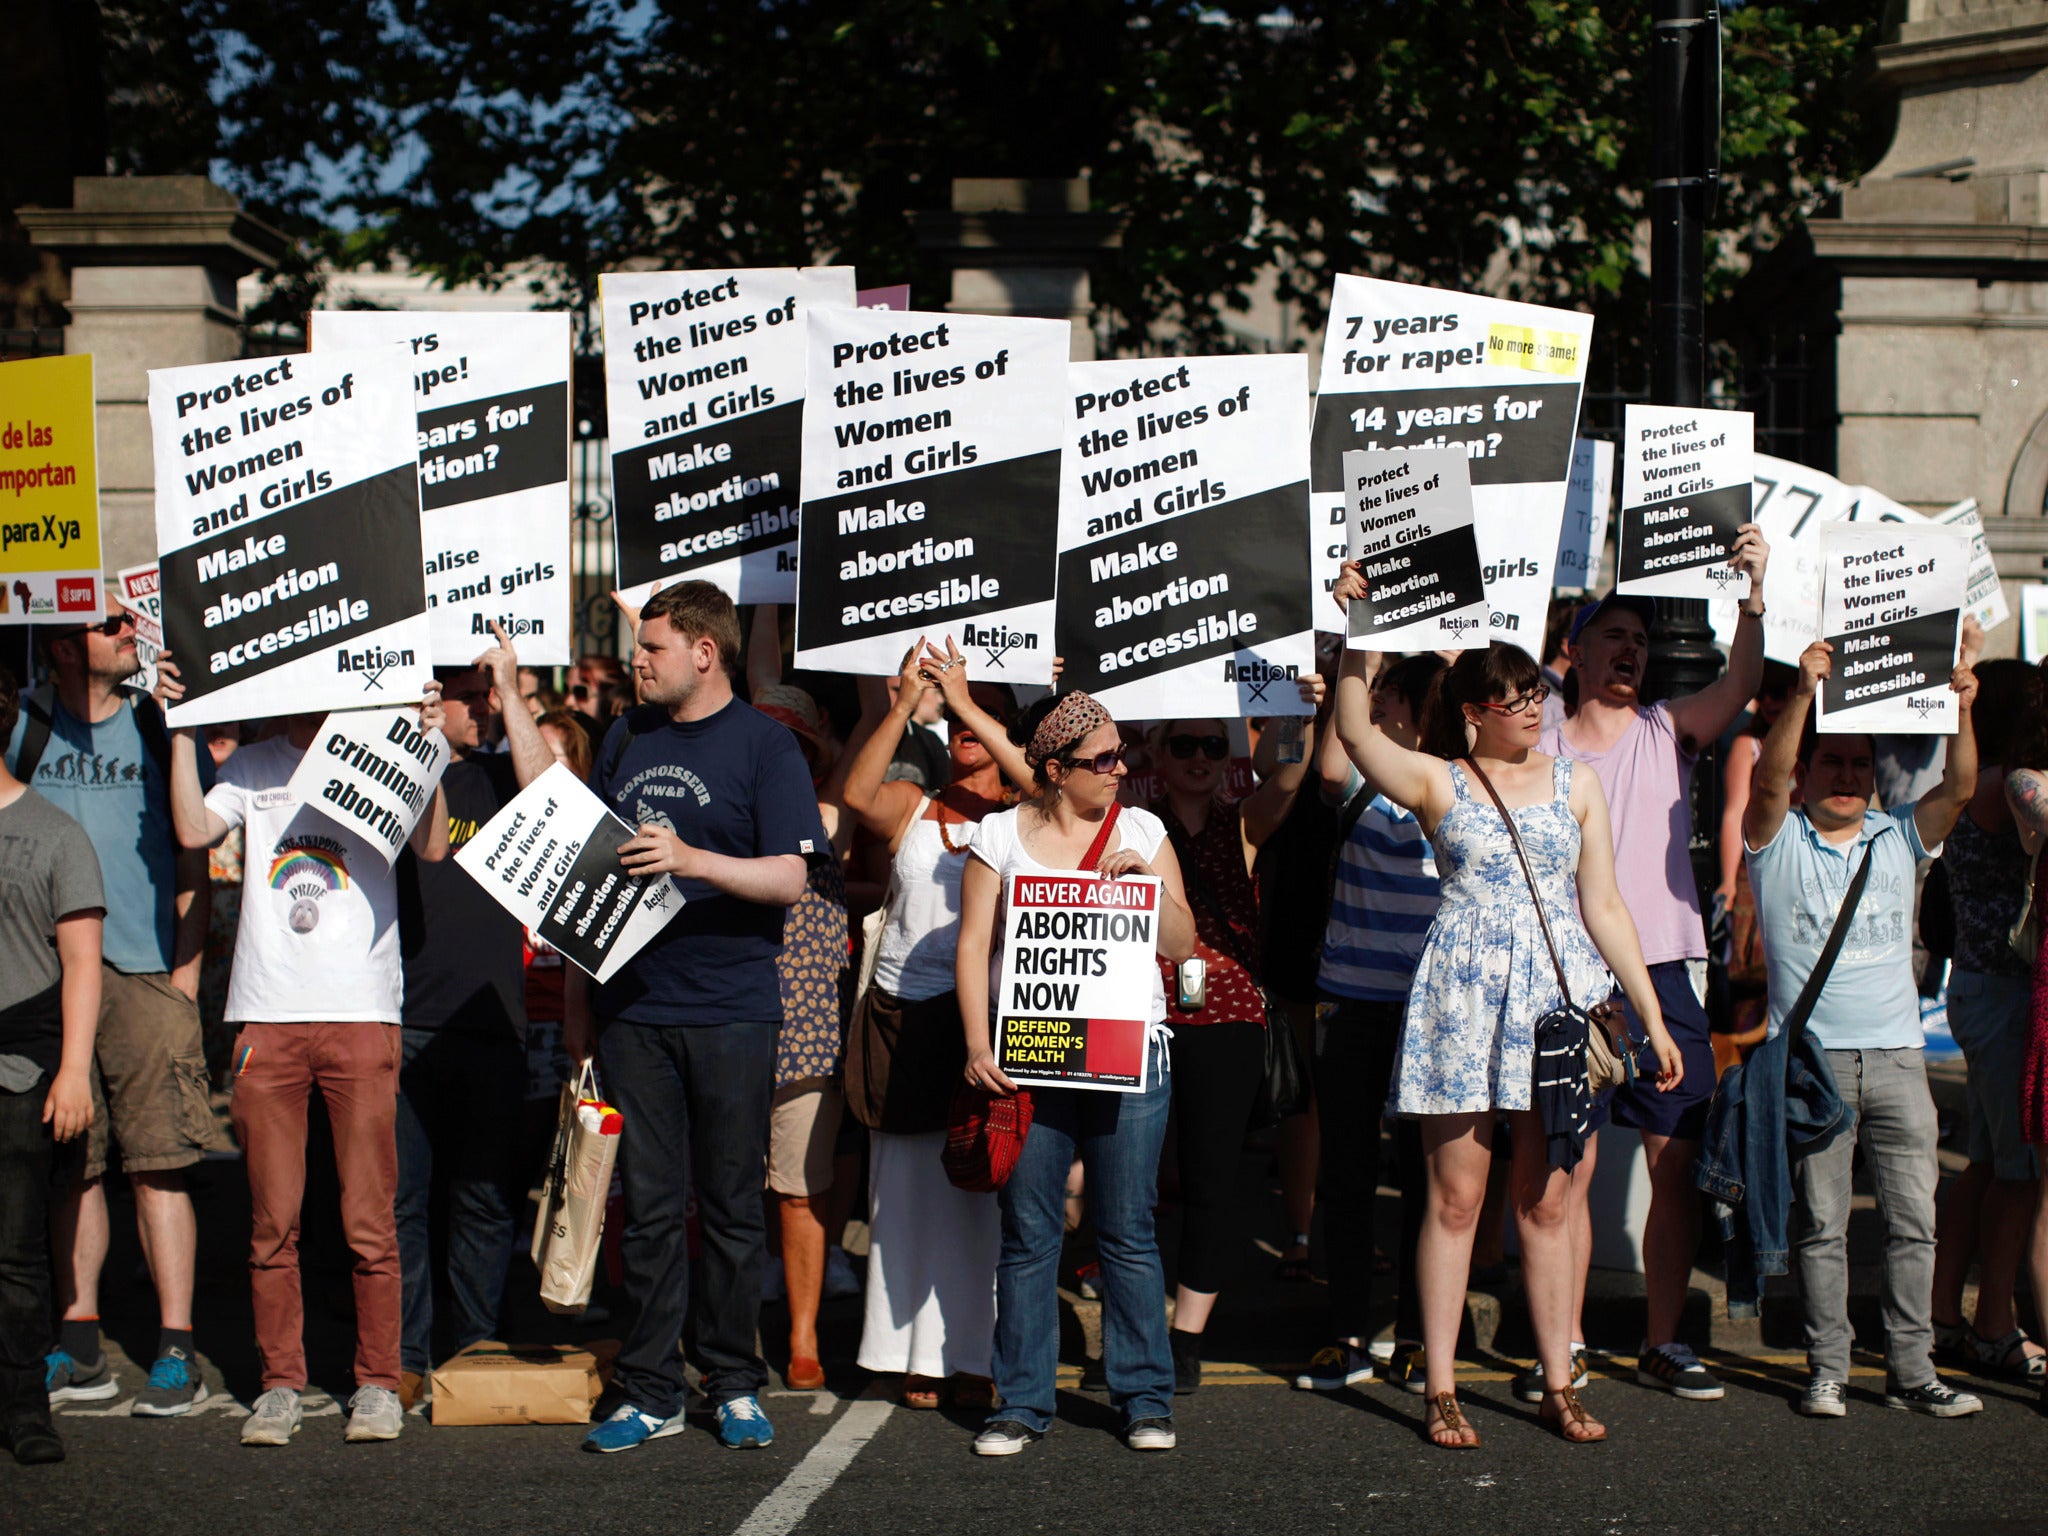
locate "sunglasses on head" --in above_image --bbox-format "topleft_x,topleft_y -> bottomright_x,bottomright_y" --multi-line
1472,685 -> 1550,716
1061,743 -> 1130,775
1166,733 -> 1228,761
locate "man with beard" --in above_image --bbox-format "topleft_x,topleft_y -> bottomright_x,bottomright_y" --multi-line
1536,525 -> 1769,1405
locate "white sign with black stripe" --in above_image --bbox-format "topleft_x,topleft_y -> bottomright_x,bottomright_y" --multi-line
310,311 -> 573,664
150,347 -> 433,726
1816,521 -> 1968,735
793,309 -> 1069,679
1341,446 -> 1490,652
1053,354 -> 1313,717
1615,404 -> 1754,601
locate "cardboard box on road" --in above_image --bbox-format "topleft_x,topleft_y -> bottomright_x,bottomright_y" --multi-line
429,1340 -> 618,1426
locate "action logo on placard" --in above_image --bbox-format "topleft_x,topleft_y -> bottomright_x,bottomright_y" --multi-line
335,644 -> 417,692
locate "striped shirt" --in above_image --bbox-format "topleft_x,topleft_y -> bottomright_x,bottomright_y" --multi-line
1318,785 -> 1442,1002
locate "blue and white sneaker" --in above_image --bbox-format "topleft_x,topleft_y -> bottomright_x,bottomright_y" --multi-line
582,1403 -> 687,1454
715,1395 -> 774,1449
133,1348 -> 209,1417
44,1349 -> 120,1404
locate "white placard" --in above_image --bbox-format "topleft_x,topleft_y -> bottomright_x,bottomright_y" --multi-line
994,872 -> 1160,1094
1615,404 -> 1753,601
454,762 -> 684,983
1816,522 -> 1969,735
1053,355 -> 1314,716
150,348 -> 433,726
1341,446 -> 1490,651
1708,452 -> 1855,664
1933,499 -> 2009,634
287,706 -> 451,868
2020,584 -> 2048,664
116,561 -> 163,694
1553,437 -> 1615,593
310,311 -> 573,664
1309,275 -> 1592,653
793,309 -> 1069,679
600,267 -> 855,606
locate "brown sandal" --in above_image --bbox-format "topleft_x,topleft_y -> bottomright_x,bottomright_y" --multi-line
1541,1384 -> 1606,1444
901,1374 -> 942,1410
1427,1392 -> 1480,1450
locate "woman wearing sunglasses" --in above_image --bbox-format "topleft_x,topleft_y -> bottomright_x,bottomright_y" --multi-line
1144,706 -> 1320,1393
956,692 -> 1196,1455
1330,564 -> 1680,1450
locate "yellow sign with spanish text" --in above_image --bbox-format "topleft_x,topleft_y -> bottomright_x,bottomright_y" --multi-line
0,354 -> 102,623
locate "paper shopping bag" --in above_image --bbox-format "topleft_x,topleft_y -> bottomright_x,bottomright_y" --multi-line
531,1062 -> 621,1313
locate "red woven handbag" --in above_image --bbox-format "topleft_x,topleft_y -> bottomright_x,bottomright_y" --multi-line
942,804 -> 1124,1192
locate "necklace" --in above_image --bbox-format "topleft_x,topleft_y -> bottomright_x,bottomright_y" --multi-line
936,799 -> 969,854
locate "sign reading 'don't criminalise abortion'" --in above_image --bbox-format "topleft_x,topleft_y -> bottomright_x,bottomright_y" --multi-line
1615,404 -> 1753,602
793,309 -> 1069,681
455,762 -> 683,983
1053,354 -> 1313,717
150,348 -> 433,727
1816,521 -> 1969,736
310,311 -> 572,664
0,354 -> 101,624
1309,275 -> 1591,651
995,873 -> 1161,1094
601,267 -> 855,607
1341,446 -> 1490,652
287,706 -> 451,869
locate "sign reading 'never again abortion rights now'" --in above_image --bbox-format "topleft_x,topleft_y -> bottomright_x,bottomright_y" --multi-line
1309,275 -> 1591,651
1816,521 -> 1969,736
794,309 -> 1069,680
995,873 -> 1161,1094
150,348 -> 433,726
311,311 -> 573,664
1054,355 -> 1313,717
601,267 -> 855,606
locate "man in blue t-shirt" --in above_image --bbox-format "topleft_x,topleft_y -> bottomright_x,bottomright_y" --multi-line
1743,632 -> 1983,1420
567,581 -> 824,1456
5,590 -> 213,1416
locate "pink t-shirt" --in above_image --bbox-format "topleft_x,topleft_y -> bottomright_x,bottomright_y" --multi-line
1539,702 -> 1706,966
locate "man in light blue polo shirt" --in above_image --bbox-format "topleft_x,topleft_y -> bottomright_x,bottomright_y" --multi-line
1744,630 -> 1982,1421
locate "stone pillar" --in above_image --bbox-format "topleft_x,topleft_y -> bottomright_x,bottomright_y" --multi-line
17,177 -> 287,571
1803,2 -> 2048,638
911,178 -> 1125,360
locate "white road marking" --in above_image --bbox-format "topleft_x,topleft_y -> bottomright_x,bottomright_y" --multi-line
730,1395 -> 894,1536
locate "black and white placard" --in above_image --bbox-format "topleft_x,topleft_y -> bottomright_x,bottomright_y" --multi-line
1310,275 -> 1592,652
1340,446 -> 1490,652
1616,404 -> 1753,601
1708,453 -> 1854,665
1816,521 -> 1968,735
150,348 -> 433,726
310,311 -> 572,664
600,267 -> 855,606
455,762 -> 683,983
287,706 -> 451,868
1053,355 -> 1312,716
994,872 -> 1160,1094
1553,437 -> 1615,594
793,309 -> 1069,680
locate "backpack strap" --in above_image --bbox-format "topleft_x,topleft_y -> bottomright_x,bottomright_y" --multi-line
11,685 -> 56,783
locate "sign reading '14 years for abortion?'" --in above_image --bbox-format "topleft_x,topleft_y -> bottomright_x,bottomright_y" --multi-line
1816,521 -> 1969,736
310,311 -> 573,664
1616,404 -> 1754,602
995,873 -> 1161,1094
794,309 -> 1069,681
1309,276 -> 1591,652
601,267 -> 855,607
287,706 -> 451,869
1341,446 -> 1490,652
1054,354 -> 1313,717
149,348 -> 432,727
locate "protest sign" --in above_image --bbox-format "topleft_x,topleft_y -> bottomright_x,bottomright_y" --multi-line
116,562 -> 163,694
1340,446 -> 1489,652
1616,404 -> 1753,601
1310,276 -> 1591,652
1708,453 -> 1854,665
793,309 -> 1068,680
994,872 -> 1160,1093
2021,584 -> 2048,664
1553,437 -> 1615,593
1933,500 -> 2008,634
310,311 -> 572,664
601,267 -> 855,607
1816,521 -> 1968,735
1053,355 -> 1313,716
455,762 -> 683,983
0,354 -> 101,624
150,348 -> 433,727
287,706 -> 451,868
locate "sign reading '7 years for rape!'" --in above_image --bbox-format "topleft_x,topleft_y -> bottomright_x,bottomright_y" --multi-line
995,873 -> 1161,1094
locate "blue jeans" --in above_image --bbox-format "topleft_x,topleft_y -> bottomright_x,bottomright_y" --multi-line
991,1040 -> 1172,1433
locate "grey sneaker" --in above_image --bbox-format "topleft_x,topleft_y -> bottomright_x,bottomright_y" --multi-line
1884,1376 -> 1983,1418
1794,1377 -> 1847,1417
133,1348 -> 209,1417
972,1419 -> 1042,1456
240,1387 -> 303,1446
344,1385 -> 404,1442
1125,1417 -> 1176,1451
1636,1341 -> 1725,1401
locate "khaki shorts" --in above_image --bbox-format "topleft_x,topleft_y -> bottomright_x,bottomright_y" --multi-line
767,1080 -> 845,1197
85,968 -> 211,1181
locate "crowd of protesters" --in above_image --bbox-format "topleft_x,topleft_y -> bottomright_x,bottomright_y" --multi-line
8,522 -> 2048,1465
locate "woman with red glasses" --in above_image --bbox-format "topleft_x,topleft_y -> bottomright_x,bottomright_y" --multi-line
1331,565 -> 1679,1451
955,691 -> 1196,1456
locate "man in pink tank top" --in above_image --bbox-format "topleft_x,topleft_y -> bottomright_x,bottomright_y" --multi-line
1537,524 -> 1770,1404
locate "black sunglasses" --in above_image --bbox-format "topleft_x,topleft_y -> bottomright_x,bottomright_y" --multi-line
1061,743 -> 1131,775
60,611 -> 136,639
1166,733 -> 1228,761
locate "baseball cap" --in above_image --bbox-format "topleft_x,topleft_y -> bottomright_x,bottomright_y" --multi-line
1566,593 -> 1657,649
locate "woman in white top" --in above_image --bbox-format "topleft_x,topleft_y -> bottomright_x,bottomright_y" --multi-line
956,692 -> 1196,1457
842,638 -> 1030,1411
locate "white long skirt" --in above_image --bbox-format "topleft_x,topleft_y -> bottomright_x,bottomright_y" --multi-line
856,1129 -> 999,1378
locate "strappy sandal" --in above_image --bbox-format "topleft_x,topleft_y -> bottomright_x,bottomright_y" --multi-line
1426,1392 -> 1480,1450
901,1374 -> 942,1410
1970,1327 -> 2048,1383
1541,1384 -> 1606,1444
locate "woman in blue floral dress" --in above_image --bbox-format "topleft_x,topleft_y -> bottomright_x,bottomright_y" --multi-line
1331,564 -> 1681,1451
